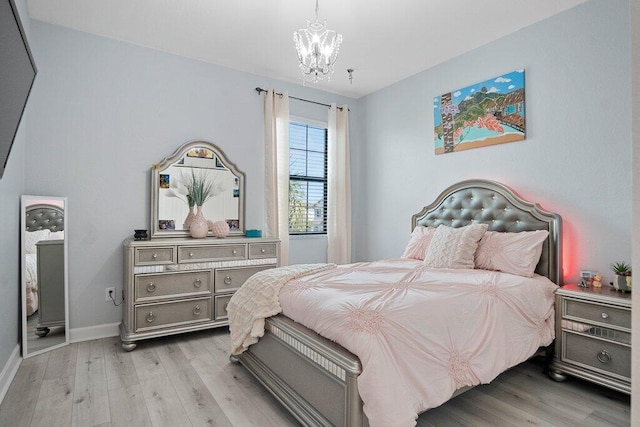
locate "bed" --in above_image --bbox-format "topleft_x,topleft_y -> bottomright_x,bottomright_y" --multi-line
24,203 -> 65,336
229,179 -> 562,426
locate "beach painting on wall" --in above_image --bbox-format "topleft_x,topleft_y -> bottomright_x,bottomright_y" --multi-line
434,69 -> 525,155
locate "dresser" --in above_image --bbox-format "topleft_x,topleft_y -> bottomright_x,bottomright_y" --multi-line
549,284 -> 631,394
120,236 -> 280,350
35,239 -> 65,337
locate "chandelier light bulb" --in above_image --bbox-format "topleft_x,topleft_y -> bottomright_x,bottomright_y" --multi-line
293,0 -> 342,84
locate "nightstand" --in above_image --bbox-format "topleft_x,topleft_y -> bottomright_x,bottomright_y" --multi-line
549,284 -> 631,394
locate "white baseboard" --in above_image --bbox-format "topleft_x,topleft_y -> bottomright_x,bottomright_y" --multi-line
0,345 -> 21,405
69,322 -> 120,343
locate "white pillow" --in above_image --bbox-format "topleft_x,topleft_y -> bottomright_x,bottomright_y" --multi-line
49,231 -> 65,240
475,230 -> 549,277
423,223 -> 488,269
402,226 -> 436,260
24,229 -> 51,255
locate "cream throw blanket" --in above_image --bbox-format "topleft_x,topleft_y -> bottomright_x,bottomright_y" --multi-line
228,263 -> 336,355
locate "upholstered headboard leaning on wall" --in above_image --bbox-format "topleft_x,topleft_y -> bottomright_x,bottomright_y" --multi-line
412,179 -> 562,285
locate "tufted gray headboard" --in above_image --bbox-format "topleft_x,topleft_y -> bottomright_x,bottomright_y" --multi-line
25,204 -> 65,232
412,179 -> 562,285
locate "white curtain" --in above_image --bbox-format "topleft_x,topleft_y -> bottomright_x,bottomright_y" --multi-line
264,89 -> 290,265
327,104 -> 351,264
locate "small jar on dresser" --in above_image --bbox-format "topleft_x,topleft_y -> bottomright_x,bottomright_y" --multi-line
120,236 -> 280,351
549,284 -> 631,394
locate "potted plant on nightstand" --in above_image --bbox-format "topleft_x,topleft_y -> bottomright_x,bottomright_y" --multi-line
610,261 -> 632,292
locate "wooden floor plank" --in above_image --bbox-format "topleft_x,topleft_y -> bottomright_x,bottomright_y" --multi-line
30,376 -> 74,427
71,340 -> 110,427
156,343 -> 233,427
192,355 -> 296,427
107,383 -> 153,427
102,336 -> 139,391
130,345 -> 166,382
138,373 -> 192,427
43,343 -> 78,381
0,362 -> 46,427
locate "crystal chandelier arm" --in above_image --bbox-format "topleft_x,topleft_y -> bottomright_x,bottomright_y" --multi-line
293,0 -> 342,84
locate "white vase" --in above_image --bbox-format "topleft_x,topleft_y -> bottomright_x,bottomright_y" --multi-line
189,206 -> 209,238
613,274 -> 632,292
183,205 -> 196,230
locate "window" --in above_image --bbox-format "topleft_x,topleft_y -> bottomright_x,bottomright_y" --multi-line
288,121 -> 327,234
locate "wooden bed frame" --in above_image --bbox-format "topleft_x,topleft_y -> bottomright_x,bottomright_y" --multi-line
234,179 -> 562,426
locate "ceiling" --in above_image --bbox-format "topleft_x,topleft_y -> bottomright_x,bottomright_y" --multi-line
27,0 -> 588,99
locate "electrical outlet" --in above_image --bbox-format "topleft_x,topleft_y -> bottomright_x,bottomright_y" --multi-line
105,287 -> 116,302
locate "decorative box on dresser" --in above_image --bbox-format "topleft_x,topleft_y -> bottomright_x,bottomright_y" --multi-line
549,284 -> 631,394
120,236 -> 280,350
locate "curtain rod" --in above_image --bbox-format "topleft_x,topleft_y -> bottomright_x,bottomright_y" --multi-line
255,87 -> 346,111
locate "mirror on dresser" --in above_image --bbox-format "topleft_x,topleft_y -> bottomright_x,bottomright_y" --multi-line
151,141 -> 245,238
21,195 -> 69,358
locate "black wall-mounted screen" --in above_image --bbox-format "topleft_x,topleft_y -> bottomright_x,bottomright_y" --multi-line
0,0 -> 36,179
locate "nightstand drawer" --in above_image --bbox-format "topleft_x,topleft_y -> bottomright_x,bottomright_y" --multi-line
178,244 -> 246,263
134,270 -> 211,303
563,332 -> 630,379
135,298 -> 211,332
214,295 -> 232,321
135,247 -> 176,265
248,242 -> 278,259
565,299 -> 630,330
214,265 -> 275,293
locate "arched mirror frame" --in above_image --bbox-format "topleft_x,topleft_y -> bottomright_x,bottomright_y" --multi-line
151,140 -> 246,239
20,195 -> 69,358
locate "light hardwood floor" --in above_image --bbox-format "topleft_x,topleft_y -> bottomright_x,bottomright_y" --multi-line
0,328 -> 631,426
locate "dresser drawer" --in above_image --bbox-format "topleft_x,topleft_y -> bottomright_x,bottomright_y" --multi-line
178,244 -> 246,263
134,298 -> 211,332
565,299 -> 630,330
248,242 -> 278,259
214,265 -> 275,293
214,295 -> 232,321
135,247 -> 176,266
563,332 -> 630,379
134,270 -> 211,303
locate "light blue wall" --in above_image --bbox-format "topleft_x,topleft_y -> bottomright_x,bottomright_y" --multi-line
24,21 -> 361,330
357,0 -> 631,285
0,0 -> 29,372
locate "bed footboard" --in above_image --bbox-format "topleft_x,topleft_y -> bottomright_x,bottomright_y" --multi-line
235,315 -> 367,427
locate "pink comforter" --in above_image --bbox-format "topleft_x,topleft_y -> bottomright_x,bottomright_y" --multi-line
277,258 -> 558,427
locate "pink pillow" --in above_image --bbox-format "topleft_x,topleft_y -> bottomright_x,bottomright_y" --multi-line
402,226 -> 436,260
475,230 -> 549,277
423,223 -> 488,269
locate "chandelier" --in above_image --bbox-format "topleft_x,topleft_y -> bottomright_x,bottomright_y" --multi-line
293,0 -> 343,84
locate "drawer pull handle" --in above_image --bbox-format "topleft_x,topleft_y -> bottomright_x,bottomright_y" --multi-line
146,282 -> 156,293
232,250 -> 237,255
193,305 -> 201,316
224,303 -> 229,313
194,278 -> 202,288
261,248 -> 266,253
152,253 -> 158,259
146,312 -> 155,323
597,350 -> 611,364
189,252 -> 194,257
224,276 -> 232,285
601,312 -> 609,319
